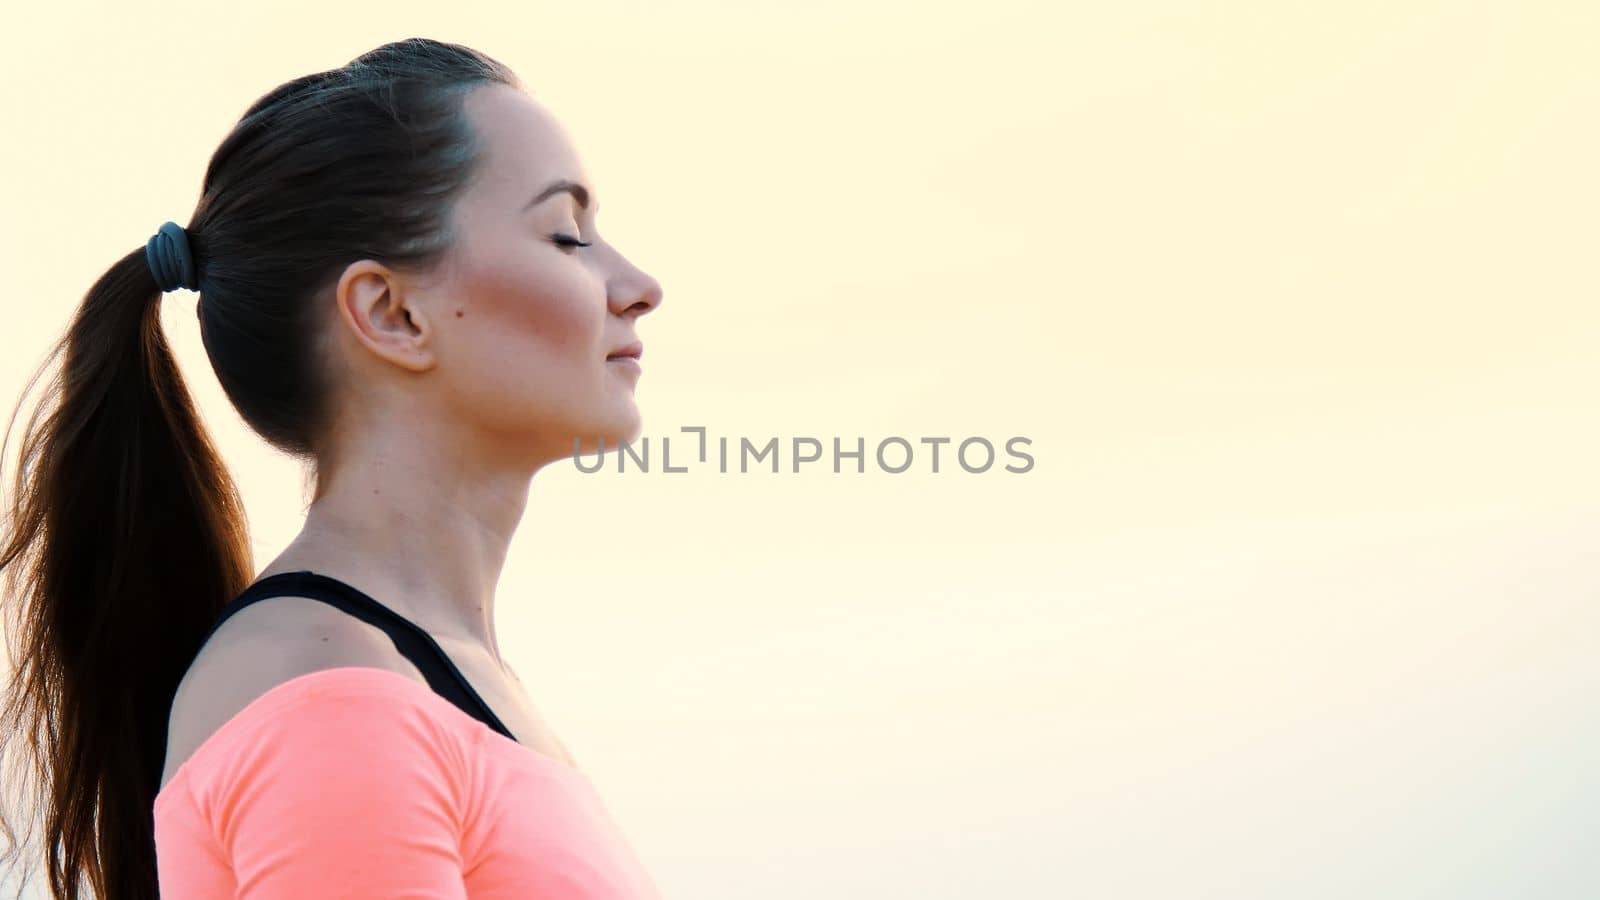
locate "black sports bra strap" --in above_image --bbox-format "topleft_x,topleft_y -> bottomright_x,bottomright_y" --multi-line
197,570 -> 518,743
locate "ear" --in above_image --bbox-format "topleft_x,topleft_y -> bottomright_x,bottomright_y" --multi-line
333,259 -> 438,373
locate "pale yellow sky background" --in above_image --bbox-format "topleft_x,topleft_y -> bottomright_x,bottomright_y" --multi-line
3,1 -> 1598,897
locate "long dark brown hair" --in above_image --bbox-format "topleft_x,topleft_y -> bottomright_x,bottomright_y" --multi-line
0,38 -> 519,900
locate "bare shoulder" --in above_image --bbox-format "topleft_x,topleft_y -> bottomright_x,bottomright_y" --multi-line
159,596 -> 425,793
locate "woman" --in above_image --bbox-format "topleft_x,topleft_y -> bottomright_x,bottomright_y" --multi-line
0,38 -> 665,899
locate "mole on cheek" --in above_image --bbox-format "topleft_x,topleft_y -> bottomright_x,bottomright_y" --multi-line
455,309 -> 465,318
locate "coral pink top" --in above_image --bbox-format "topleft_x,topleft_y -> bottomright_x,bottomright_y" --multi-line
153,666 -> 664,898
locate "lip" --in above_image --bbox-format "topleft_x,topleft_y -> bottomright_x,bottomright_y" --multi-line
606,341 -> 644,361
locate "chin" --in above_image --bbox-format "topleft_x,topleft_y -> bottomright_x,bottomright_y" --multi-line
566,407 -> 643,456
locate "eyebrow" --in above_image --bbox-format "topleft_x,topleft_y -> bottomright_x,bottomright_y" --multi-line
523,178 -> 591,212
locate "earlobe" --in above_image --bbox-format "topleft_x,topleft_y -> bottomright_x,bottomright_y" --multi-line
335,260 -> 438,373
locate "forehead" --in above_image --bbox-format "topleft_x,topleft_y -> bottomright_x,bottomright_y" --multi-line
461,84 -> 588,203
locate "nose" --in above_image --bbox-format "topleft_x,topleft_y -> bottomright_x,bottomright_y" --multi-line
608,266 -> 664,320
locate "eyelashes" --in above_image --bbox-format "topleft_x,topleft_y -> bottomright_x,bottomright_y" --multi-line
552,234 -> 592,251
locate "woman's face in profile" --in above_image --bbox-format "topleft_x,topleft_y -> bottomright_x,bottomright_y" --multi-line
420,83 -> 664,464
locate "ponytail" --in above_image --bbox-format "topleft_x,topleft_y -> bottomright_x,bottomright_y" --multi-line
0,36 -> 519,898
0,246 -> 253,900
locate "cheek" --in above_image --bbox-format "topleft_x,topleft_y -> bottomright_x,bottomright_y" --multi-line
458,247 -> 603,358
490,293 -> 599,364
441,259 -> 608,422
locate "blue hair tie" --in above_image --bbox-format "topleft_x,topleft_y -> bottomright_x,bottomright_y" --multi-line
145,221 -> 198,293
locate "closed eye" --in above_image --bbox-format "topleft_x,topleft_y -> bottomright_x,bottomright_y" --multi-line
552,234 -> 592,251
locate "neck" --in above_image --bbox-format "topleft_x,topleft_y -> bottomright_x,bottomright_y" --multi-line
266,425 -> 534,666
